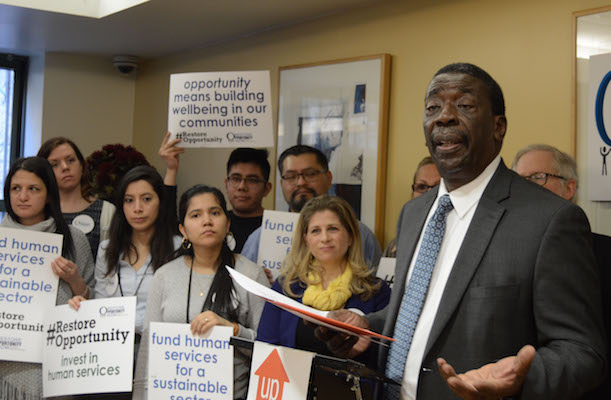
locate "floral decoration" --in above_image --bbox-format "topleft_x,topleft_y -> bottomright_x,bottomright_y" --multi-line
86,144 -> 150,201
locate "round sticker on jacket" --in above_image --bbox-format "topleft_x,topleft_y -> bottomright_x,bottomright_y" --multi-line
72,214 -> 95,234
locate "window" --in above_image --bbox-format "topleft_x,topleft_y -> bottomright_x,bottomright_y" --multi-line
0,54 -> 28,212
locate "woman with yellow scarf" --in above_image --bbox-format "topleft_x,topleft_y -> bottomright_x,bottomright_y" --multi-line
257,195 -> 389,356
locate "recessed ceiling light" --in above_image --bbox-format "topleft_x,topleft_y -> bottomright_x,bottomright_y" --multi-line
0,0 -> 150,19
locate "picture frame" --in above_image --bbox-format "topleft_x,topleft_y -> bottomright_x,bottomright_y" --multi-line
276,54 -> 391,243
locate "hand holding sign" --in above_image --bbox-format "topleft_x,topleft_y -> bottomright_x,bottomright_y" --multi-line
51,256 -> 88,298
68,295 -> 87,311
158,132 -> 184,186
190,310 -> 236,336
51,256 -> 79,281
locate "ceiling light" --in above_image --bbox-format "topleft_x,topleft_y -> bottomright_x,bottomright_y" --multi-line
0,0 -> 150,19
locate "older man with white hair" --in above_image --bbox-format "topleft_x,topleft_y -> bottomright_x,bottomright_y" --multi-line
513,143 -> 611,399
512,144 -> 578,201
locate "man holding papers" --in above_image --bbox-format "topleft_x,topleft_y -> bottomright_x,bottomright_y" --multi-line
318,63 -> 605,400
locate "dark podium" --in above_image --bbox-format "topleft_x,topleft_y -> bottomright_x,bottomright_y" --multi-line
230,337 -> 399,400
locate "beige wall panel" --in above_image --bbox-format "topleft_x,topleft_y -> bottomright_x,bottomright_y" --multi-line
132,0 -> 611,245
41,52 -> 136,158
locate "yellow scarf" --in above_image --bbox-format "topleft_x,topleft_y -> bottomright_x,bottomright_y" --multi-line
302,265 -> 353,311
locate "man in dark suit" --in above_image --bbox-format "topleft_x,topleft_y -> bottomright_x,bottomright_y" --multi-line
321,63 -> 606,399
513,143 -> 611,399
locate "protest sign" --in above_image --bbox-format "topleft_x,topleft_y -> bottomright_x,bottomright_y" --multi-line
148,322 -> 233,400
168,70 -> 273,148
42,296 -> 137,397
375,257 -> 396,289
0,227 -> 61,363
247,342 -> 313,400
257,210 -> 299,279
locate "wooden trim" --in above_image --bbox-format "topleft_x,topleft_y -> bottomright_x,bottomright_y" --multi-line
375,54 -> 391,245
574,5 -> 611,18
278,54 -> 391,72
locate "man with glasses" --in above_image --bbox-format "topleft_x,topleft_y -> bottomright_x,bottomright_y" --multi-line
512,144 -> 577,201
241,144 -> 382,267
316,63 -> 604,399
513,143 -> 611,399
224,148 -> 272,253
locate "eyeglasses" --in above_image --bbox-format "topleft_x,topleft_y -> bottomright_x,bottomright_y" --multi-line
227,175 -> 266,188
523,172 -> 566,186
412,183 -> 437,194
281,169 -> 326,184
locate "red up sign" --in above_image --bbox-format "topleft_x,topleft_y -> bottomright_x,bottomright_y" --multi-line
254,349 -> 290,400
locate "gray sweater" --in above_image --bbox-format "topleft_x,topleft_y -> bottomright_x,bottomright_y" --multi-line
133,254 -> 270,400
0,216 -> 95,400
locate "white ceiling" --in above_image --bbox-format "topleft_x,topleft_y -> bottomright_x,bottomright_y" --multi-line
0,0 -> 386,59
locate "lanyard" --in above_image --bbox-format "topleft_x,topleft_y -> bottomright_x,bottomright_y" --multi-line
186,262 -> 194,323
118,261 -> 150,297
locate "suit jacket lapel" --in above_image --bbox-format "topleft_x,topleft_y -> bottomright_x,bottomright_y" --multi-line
383,190 -> 437,335
424,162 -> 512,357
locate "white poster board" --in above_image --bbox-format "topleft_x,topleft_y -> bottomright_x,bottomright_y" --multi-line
42,297 -> 137,397
375,257 -> 396,289
257,210 -> 299,279
247,342 -> 314,400
0,227 -> 61,363
168,70 -> 273,148
148,322 -> 233,400
588,52 -> 611,200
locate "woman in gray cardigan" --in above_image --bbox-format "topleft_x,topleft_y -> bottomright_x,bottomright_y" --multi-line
133,185 -> 269,400
0,156 -> 94,400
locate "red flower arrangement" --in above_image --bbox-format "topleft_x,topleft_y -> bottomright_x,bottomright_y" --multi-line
86,144 -> 150,202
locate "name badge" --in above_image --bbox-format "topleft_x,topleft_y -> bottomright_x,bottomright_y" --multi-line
72,214 -> 95,234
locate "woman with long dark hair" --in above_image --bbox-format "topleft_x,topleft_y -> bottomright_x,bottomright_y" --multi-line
132,185 -> 269,400
0,156 -> 94,400
70,166 -> 181,354
37,137 -> 116,259
37,134 -> 183,261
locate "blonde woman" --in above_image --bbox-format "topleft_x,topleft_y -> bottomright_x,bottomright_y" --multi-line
257,195 -> 389,353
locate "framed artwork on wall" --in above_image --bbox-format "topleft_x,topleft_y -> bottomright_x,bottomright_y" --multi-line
276,54 -> 391,243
